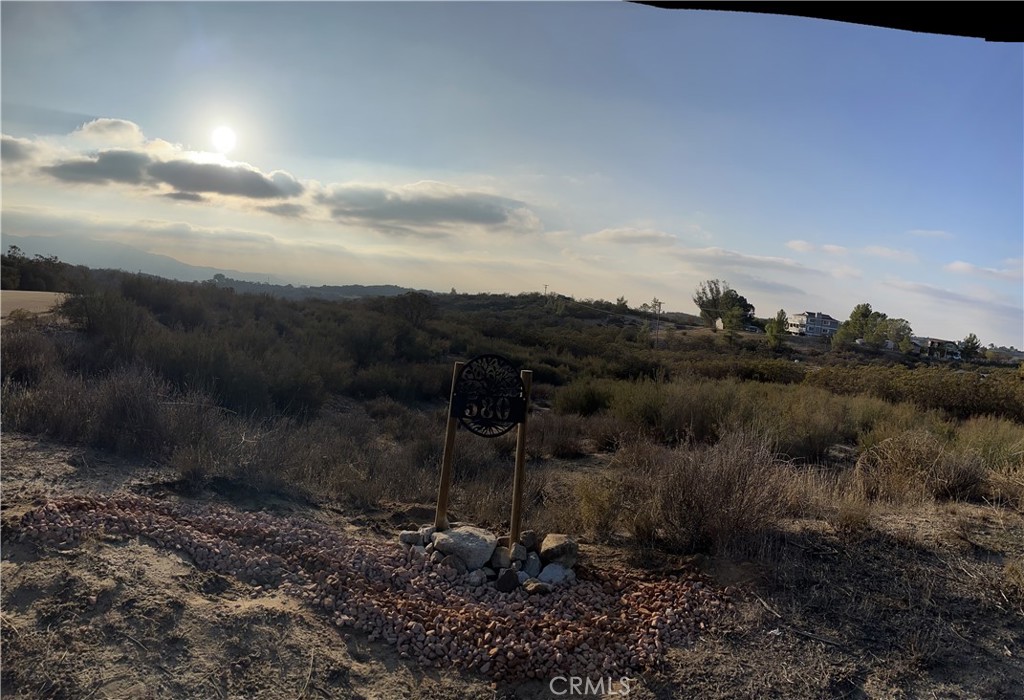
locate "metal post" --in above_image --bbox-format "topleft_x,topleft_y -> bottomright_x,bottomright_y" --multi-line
509,369 -> 533,545
434,361 -> 465,531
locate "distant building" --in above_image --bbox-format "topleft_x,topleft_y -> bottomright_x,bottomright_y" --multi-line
787,311 -> 839,337
910,336 -> 961,360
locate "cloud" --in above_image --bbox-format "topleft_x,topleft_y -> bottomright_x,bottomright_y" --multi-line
70,118 -> 145,148
675,247 -> 825,275
315,181 -> 540,235
908,229 -> 954,240
724,272 -> 808,296
1,135 -> 37,162
786,241 -> 847,255
147,160 -> 303,199
162,192 -> 206,202
944,258 -> 1023,282
831,265 -> 863,279
582,227 -> 676,246
863,246 -> 917,262
885,277 -> 1023,320
260,203 -> 307,218
42,149 -> 153,185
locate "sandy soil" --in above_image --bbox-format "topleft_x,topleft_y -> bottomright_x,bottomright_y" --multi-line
1,291 -> 66,321
2,433 -> 1022,699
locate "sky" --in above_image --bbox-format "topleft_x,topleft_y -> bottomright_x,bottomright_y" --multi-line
2,2 -> 1022,348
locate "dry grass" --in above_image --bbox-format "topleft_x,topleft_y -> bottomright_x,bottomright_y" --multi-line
854,431 -> 988,504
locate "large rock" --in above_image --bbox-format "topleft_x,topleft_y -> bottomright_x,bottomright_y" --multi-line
431,526 -> 498,570
539,534 -> 578,568
399,530 -> 422,545
538,562 -> 575,586
495,567 -> 519,593
524,552 -> 542,578
519,529 -> 538,551
490,546 -> 512,570
510,543 -> 527,562
440,554 -> 467,574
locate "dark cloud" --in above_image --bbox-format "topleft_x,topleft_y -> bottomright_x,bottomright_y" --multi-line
162,192 -> 206,202
675,247 -> 825,276
42,149 -> 153,185
1,135 -> 36,162
316,183 -> 533,232
260,203 -> 307,218
147,160 -> 302,199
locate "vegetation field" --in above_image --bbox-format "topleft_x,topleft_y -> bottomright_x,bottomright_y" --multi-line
2,253 -> 1022,698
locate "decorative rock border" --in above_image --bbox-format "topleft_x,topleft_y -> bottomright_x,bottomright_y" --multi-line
8,494 -> 734,681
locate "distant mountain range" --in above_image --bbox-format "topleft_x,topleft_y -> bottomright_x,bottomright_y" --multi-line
1,234 -> 421,300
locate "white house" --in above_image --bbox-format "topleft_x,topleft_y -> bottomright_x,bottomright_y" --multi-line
787,311 -> 839,337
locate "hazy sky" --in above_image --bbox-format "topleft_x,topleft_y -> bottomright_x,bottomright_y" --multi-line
2,3 -> 1022,347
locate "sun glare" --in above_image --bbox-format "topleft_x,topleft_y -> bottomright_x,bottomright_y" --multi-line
211,125 -> 237,154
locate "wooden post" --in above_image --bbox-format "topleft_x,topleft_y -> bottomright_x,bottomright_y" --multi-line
509,369 -> 533,546
434,361 -> 465,531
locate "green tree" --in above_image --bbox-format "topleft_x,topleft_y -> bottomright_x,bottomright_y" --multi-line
693,279 -> 726,328
692,279 -> 753,329
961,333 -> 981,360
765,308 -> 787,350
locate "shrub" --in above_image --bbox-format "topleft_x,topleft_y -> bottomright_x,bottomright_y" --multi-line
854,431 -> 988,503
575,476 -> 621,541
553,380 -> 613,416
0,325 -> 58,386
91,365 -> 171,456
618,431 -> 789,553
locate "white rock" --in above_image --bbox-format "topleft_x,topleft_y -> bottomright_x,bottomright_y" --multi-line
538,562 -> 574,586
431,526 -> 497,570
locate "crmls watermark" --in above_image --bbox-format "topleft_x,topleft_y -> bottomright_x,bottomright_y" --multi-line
549,676 -> 636,696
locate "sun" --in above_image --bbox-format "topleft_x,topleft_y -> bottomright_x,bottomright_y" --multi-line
211,125 -> 237,154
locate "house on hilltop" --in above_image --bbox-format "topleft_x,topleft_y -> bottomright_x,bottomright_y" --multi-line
787,311 -> 839,337
910,336 -> 961,360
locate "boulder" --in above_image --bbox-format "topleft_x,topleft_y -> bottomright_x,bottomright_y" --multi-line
524,552 -> 542,578
410,545 -> 428,559
430,550 -> 444,564
539,534 -> 578,568
440,554 -> 468,574
490,546 -> 512,570
519,529 -> 538,551
538,562 -> 575,586
481,566 -> 497,580
431,526 -> 498,570
511,543 -> 528,562
517,571 -> 530,585
417,525 -> 436,542
399,530 -> 422,546
495,567 -> 519,593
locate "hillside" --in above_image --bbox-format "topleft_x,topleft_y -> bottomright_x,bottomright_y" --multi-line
2,259 -> 1023,698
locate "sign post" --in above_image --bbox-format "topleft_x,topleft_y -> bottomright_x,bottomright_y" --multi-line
433,361 -> 465,531
509,369 -> 533,545
434,355 -> 530,533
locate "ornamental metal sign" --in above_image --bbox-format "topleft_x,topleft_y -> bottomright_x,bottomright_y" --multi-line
450,354 -> 527,437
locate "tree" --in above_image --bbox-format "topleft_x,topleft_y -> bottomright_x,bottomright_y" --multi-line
693,279 -> 726,328
765,308 -> 787,350
692,279 -> 753,329
832,303 -> 911,351
961,333 -> 982,360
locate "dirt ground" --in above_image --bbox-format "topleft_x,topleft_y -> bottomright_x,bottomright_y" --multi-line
0,292 -> 66,322
2,433 -> 1022,699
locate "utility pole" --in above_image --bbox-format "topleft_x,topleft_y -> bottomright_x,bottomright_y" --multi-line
544,284 -> 548,296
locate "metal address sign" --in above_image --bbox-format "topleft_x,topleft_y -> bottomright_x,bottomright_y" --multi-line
450,354 -> 527,437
